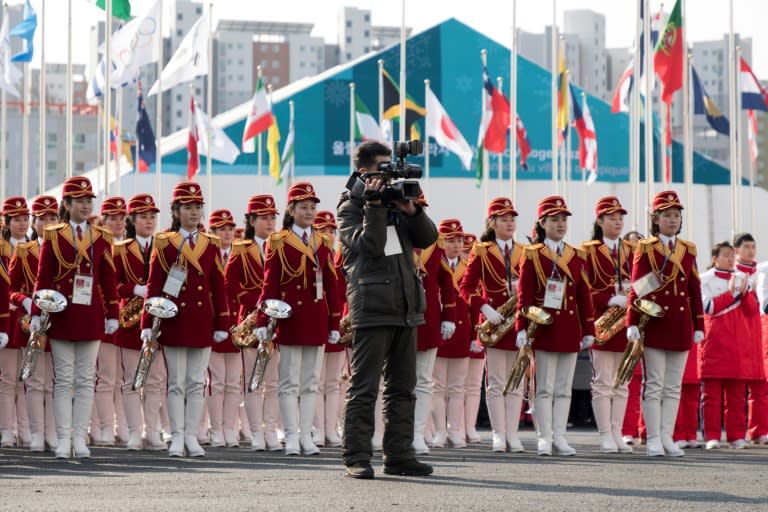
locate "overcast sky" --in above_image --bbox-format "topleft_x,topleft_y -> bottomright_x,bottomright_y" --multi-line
24,0 -> 768,78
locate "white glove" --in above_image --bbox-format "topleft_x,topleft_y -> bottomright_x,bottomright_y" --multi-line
581,335 -> 595,350
105,319 -> 119,335
469,340 -> 484,353
694,330 -> 705,344
607,295 -> 628,308
30,315 -> 41,333
133,284 -> 148,298
328,330 -> 341,344
516,330 -> 527,349
480,304 -> 504,326
440,321 -> 456,340
255,327 -> 269,343
0,333 -> 8,349
627,325 -> 640,342
22,297 -> 32,315
140,328 -> 153,343
213,330 -> 228,343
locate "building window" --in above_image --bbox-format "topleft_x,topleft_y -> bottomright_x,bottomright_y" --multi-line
272,76 -> 280,85
176,94 -> 182,102
273,44 -> 279,53
237,43 -> 243,49
261,44 -> 268,53
364,30 -> 369,38
75,134 -> 86,144
47,133 -> 57,144
346,36 -> 352,44
196,88 -> 201,95
300,61 -> 305,68
364,47 -> 370,53
177,13 -> 182,21
346,52 -> 352,60
272,60 -> 280,69
300,45 -> 305,52
176,110 -> 182,119
364,14 -> 370,22
346,20 -> 351,28
46,160 -> 56,171
176,29 -> 183,37
196,6 -> 202,14
75,162 -> 85,172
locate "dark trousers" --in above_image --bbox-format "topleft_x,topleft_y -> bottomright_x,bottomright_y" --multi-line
342,326 -> 417,466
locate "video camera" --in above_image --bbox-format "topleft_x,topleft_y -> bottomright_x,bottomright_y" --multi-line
368,140 -> 423,202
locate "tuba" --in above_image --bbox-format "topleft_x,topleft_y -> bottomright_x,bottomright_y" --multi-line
613,299 -> 665,389
594,305 -> 627,344
119,296 -> 144,329
248,299 -> 292,392
231,309 -> 259,349
132,297 -> 178,391
503,306 -> 552,395
338,314 -> 353,346
477,296 -> 518,347
19,290 -> 67,382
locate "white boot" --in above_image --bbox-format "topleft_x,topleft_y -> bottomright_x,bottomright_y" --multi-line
72,389 -> 95,458
167,392 -> 186,457
464,394 -> 482,443
486,396 -> 507,452
168,434 -> 185,457
534,396 -> 553,456
26,389 -> 45,452
324,391 -> 343,447
552,397 -> 576,456
72,436 -> 91,459
280,395 -> 300,455
642,399 -> 664,457
55,437 -> 72,459
245,388 -> 265,450
299,395 -> 319,456
505,394 -> 525,453
611,396 -> 633,454
122,390 -> 143,451
44,397 -> 58,451
207,390 -> 225,447
592,396 -> 618,454
661,398 -> 684,457
222,391 -> 241,448
184,434 -> 206,457
93,391 -> 116,446
250,430 -> 266,451
446,392 -> 467,448
185,391 -> 207,457
412,392 -> 432,455
431,392 -> 448,449
313,391 -> 326,447
263,395 -> 283,451
142,389 -> 166,450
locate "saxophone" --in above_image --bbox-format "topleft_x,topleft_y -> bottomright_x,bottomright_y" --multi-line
19,290 -> 67,382
594,305 -> 627,344
231,309 -> 259,349
613,299 -> 665,389
477,296 -> 519,347
119,296 -> 144,329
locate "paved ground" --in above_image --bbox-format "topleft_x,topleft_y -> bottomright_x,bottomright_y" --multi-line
0,430 -> 766,512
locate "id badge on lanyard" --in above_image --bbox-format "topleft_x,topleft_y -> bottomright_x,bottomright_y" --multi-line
632,271 -> 661,298
163,263 -> 187,298
543,278 -> 564,310
314,268 -> 324,301
72,273 -> 94,305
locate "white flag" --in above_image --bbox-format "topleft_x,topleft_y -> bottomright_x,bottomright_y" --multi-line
0,15 -> 21,97
194,101 -> 241,164
110,0 -> 162,85
148,12 -> 209,96
425,87 -> 473,170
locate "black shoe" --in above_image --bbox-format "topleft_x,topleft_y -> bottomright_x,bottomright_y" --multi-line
345,462 -> 374,479
383,459 -> 433,476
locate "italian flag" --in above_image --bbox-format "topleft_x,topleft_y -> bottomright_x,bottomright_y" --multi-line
654,0 -> 683,104
354,93 -> 381,141
97,0 -> 132,20
242,76 -> 273,152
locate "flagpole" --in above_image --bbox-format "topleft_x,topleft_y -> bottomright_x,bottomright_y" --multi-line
66,0 -> 72,179
551,0 -> 558,194
581,91 -> 587,236
21,62 -> 28,197
349,81 -> 355,174
643,0 -> 653,217
115,87 -> 122,196
288,99 -> 295,188
155,0 -> 163,226
398,0 -> 406,142
728,0 -> 737,235
736,45 -> 743,230
96,103 -> 102,194
134,80 -> 140,195
206,2 -> 213,209
2,3 -> 8,200
377,59 -> 384,133
38,0 -> 45,193
423,79 -> 430,197
683,23 -> 693,240
104,0 -> 112,198
481,49 -> 489,207
256,65 -> 262,192
510,0 -> 517,204
661,101 -> 668,186
632,0 -> 641,230
496,76 -> 503,187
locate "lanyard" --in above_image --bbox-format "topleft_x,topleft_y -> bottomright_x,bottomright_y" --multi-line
548,243 -> 563,280
175,232 -> 195,266
609,241 -> 629,291
655,238 -> 676,279
70,224 -> 94,273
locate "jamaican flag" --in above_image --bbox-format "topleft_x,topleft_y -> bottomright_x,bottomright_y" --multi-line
382,67 -> 426,141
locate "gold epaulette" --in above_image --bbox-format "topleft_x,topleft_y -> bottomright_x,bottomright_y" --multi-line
200,231 -> 221,248
154,231 -> 175,251
268,230 -> 289,251
113,238 -> 132,257
679,239 -> 697,257
115,238 -> 133,247
637,237 -> 658,254
43,223 -> 67,241
471,241 -> 494,256
14,240 -> 36,258
91,224 -> 114,244
0,239 -> 11,258
231,239 -> 251,256
436,236 -> 445,249
576,248 -> 587,260
524,243 -> 544,259
581,239 -> 600,256
622,239 -> 635,251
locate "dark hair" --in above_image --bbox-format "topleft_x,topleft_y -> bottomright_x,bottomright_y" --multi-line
591,219 -> 604,241
281,203 -> 296,231
709,241 -> 734,269
125,214 -> 137,239
733,232 -> 755,248
169,203 -> 182,232
532,220 -> 546,243
354,140 -> 391,171
1,215 -> 10,241
244,214 -> 255,240
479,218 -> 496,243
623,230 -> 644,241
58,197 -> 73,223
649,211 -> 682,236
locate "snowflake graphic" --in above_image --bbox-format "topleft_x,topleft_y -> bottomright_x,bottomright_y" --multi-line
325,80 -> 349,109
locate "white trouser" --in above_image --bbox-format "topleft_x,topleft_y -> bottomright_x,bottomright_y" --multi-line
590,350 -> 629,401
120,347 -> 167,436
641,347 -> 688,440
25,351 -> 54,439
206,352 -> 242,436
314,350 -> 345,437
50,340 -> 101,441
262,349 -> 281,437
432,356 -> 469,439
277,345 -> 324,438
534,351 -> 577,441
485,348 -> 524,436
164,346 -> 212,436
414,348 -> 438,441
0,348 -> 29,440
94,343 -> 120,438
465,357 -> 485,435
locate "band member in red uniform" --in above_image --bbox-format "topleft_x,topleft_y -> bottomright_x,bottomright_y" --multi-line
113,194 -> 167,451
516,196 -> 595,456
432,219 -> 471,448
460,233 -> 485,443
255,183 -> 340,456
581,196 -> 634,454
92,196 -> 128,447
625,190 -> 704,457
226,194 -> 281,451
734,233 -> 768,445
460,198 -> 525,453
12,196 -> 58,451
621,230 -> 646,446
204,208 -> 241,448
311,211 -> 345,448
140,182 -> 229,457
0,197 -> 28,447
33,176 -> 120,459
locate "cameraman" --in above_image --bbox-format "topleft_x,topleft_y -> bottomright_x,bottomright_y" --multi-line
337,140 -> 437,479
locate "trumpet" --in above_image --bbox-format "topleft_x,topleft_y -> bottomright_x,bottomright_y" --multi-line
18,290 -> 67,382
119,296 -> 144,329
613,299 -> 665,389
503,306 -> 553,395
477,296 -> 518,347
231,309 -> 259,349
132,297 -> 178,391
248,299 -> 292,392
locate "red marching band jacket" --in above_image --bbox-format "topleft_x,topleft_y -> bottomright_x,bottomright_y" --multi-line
225,238 -> 267,354
0,240 -> 12,342
213,249 -> 240,354
515,243 -> 595,352
415,240 -> 456,352
8,240 -> 36,349
582,239 -> 634,352
323,246 -> 346,354
140,231 -> 229,348
437,256 -> 472,358
460,240 -> 524,351
625,237 -> 705,352
33,222 -> 119,341
112,238 -> 151,351
256,230 -> 341,346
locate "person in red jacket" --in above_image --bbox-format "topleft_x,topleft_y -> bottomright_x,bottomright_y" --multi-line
33,176 -> 120,459
460,198 -> 525,453
225,194 -> 280,451
203,208 -> 242,448
92,196 -> 128,447
11,196 -> 58,452
697,241 -> 754,450
432,219 -> 471,448
255,182 -> 340,456
581,196 -> 634,454
112,194 -> 167,451
140,181 -> 229,458
516,196 -> 595,457
460,232 -> 485,443
0,197 -> 21,447
625,190 -> 704,457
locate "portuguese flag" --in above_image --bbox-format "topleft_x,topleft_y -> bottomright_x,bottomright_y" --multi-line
654,0 -> 683,104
